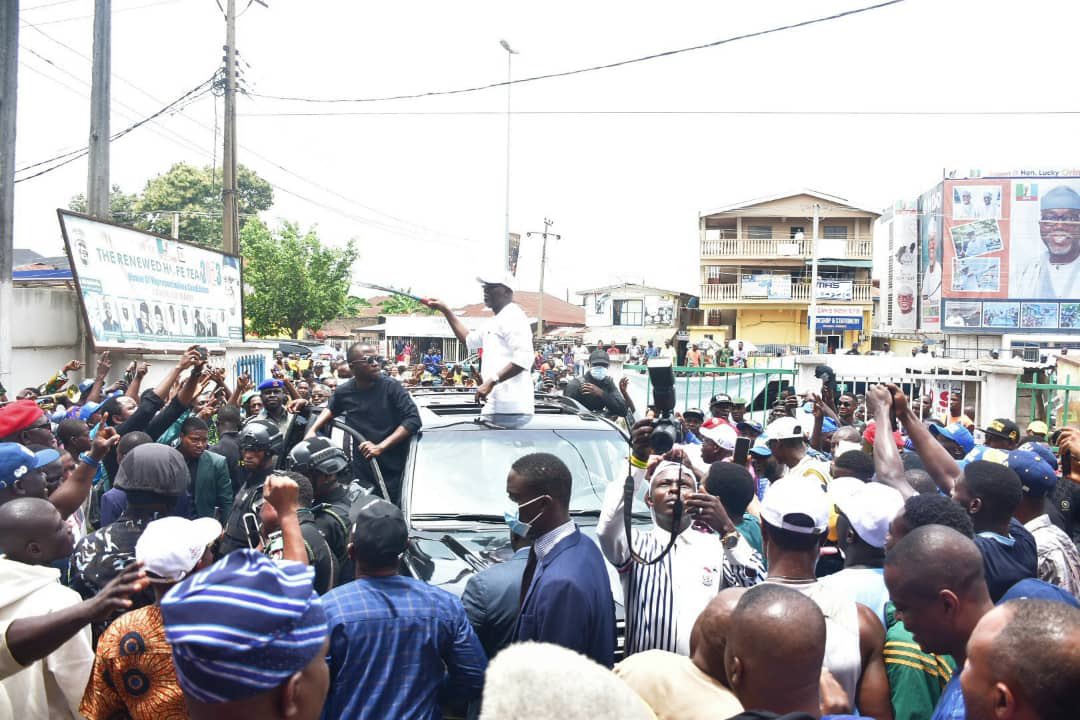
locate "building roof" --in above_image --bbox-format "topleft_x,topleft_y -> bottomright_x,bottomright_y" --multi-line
700,189 -> 882,219
456,291 -> 584,327
365,314 -> 520,340
575,281 -> 693,298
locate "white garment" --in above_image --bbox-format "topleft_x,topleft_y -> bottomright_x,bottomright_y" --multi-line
785,454 -> 832,487
1014,253 -> 1080,299
923,262 -> 942,304
0,558 -> 93,719
597,467 -> 764,656
820,566 -> 889,629
466,302 -> 535,416
573,345 -> 589,363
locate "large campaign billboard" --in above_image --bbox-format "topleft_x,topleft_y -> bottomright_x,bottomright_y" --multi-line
59,211 -> 243,348
918,186 -> 944,332
939,177 -> 1080,333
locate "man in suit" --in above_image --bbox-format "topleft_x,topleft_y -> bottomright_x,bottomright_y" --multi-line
176,416 -> 233,520
509,452 -> 615,667
462,532 -> 531,658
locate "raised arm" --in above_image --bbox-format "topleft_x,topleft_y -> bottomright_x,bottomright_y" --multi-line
865,385 -> 913,499
84,352 -> 111,404
422,298 -> 470,345
125,362 -> 148,401
888,383 -> 961,494
50,423 -> 119,519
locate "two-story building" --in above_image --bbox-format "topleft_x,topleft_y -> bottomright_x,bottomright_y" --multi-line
696,190 -> 879,353
576,282 -> 695,353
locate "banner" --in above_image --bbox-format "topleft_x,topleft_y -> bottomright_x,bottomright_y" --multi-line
918,186 -> 943,332
815,279 -> 853,302
59,211 -> 243,348
811,305 -> 863,331
507,232 -> 521,275
741,273 -> 791,300
890,211 -> 918,330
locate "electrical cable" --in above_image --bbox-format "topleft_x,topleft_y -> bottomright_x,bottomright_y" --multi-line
27,0 -> 184,26
240,108 -> 1080,118
250,0 -> 906,104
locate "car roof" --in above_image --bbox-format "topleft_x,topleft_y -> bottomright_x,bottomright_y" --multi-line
408,389 -> 625,433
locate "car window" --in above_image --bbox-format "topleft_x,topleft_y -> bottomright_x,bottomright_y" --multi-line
409,428 -> 647,516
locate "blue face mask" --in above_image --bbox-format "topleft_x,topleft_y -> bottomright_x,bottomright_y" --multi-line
590,366 -> 609,382
504,495 -> 546,538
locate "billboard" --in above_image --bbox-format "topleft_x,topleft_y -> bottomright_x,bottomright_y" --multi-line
815,279 -> 853,301
940,177 -> 1080,333
891,210 -> 919,330
918,186 -> 944,332
742,273 -> 791,300
59,211 -> 243,348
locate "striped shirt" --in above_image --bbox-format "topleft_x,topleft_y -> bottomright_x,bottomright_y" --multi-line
883,602 -> 955,720
1024,514 -> 1080,597
596,467 -> 764,656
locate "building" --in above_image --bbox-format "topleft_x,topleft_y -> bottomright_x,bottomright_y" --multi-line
456,290 -> 584,336
697,190 -> 879,353
575,282 -> 694,353
881,169 -> 1080,360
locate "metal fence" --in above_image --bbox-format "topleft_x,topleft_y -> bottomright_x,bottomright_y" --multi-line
1016,380 -> 1080,429
234,354 -> 266,386
622,364 -> 797,424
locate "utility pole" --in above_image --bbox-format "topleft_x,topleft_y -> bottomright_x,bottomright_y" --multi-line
171,211 -> 180,239
222,0 -> 239,255
809,203 -> 821,353
527,218 -> 560,338
1,0 -> 18,397
87,0 -> 111,218
499,40 -> 518,273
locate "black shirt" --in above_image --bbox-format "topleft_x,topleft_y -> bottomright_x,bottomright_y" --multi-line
211,431 -> 242,495
219,467 -> 273,556
328,375 -> 421,503
563,374 -> 628,417
313,484 -> 353,584
974,518 -> 1038,602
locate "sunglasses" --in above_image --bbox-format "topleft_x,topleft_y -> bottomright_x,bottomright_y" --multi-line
350,356 -> 385,366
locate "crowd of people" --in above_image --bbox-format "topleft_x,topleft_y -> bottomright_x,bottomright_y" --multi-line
0,276 -> 1078,720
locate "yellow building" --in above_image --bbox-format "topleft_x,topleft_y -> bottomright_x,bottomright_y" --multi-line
695,190 -> 880,353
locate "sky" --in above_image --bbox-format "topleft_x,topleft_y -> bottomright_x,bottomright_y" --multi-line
12,0 -> 1080,306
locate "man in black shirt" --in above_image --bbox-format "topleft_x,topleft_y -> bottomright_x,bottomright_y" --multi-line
210,404 -> 243,495
563,350 -> 628,418
219,419 -> 282,556
259,470 -> 336,594
306,342 -> 421,505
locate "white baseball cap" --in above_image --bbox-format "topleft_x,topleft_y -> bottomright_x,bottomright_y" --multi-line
700,420 -> 737,451
476,271 -> 518,292
833,482 -> 905,549
760,476 -> 830,535
135,516 -> 222,583
765,416 -> 805,441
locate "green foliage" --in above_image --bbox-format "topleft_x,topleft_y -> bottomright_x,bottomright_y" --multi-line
379,292 -> 435,316
241,219 -> 358,339
342,295 -> 371,316
68,163 -> 273,250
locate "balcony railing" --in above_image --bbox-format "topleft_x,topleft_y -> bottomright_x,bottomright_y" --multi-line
699,282 -> 873,303
700,236 -> 873,260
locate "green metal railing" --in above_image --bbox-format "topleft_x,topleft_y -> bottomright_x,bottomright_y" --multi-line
1017,376 -> 1080,428
623,364 -> 797,415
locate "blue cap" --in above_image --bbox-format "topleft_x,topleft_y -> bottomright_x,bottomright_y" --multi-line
78,401 -> 103,422
1041,185 -> 1080,212
1018,441 -> 1058,471
999,578 -> 1080,609
930,422 -> 975,455
736,420 -> 763,435
257,379 -> 285,392
0,442 -> 61,489
1006,449 -> 1057,496
161,550 -> 328,704
77,379 -> 95,393
821,417 -> 840,434
749,436 -> 772,457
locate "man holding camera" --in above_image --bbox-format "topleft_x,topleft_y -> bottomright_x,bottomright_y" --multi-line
564,351 -> 628,419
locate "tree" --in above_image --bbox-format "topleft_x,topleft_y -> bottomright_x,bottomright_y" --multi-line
68,163 -> 273,250
342,295 -> 371,316
379,292 -> 435,316
241,219 -> 358,339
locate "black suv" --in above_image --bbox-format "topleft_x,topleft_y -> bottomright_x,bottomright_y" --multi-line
385,389 -> 650,655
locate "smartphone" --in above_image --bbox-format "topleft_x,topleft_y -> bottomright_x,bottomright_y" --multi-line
196,345 -> 208,361
733,436 -> 751,466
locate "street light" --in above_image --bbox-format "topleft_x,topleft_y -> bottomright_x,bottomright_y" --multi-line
500,39 -> 518,275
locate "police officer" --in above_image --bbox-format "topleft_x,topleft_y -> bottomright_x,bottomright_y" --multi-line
219,419 -> 283,556
289,437 -> 353,583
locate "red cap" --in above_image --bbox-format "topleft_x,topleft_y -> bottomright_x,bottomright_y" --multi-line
0,400 -> 45,440
862,421 -> 905,450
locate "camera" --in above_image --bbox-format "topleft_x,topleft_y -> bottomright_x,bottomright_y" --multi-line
647,358 -> 681,454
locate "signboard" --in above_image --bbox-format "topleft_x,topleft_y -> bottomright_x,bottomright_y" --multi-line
890,211 -> 918,330
59,211 -> 243,348
918,186 -> 944,332
815,279 -> 853,301
938,176 -> 1080,333
643,296 -> 675,326
810,306 -> 863,331
741,273 -> 791,300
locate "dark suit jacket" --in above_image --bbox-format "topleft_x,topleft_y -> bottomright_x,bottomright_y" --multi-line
513,528 -> 615,668
462,547 -> 529,658
193,450 -> 233,520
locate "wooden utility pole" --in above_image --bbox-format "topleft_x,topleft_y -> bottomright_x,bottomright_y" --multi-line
0,0 -> 18,396
87,0 -> 111,218
526,218 -> 560,338
222,0 -> 239,255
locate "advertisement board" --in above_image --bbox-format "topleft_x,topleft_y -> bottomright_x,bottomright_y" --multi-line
59,211 -> 243,348
918,186 -> 944,332
940,177 -> 1080,333
891,211 -> 918,331
815,279 -> 853,302
741,273 -> 791,300
811,305 -> 863,332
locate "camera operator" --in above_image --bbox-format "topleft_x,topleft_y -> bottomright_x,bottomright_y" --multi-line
563,351 -> 628,418
596,419 -> 764,657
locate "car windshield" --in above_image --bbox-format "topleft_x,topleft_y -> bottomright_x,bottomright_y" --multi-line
409,428 -> 646,517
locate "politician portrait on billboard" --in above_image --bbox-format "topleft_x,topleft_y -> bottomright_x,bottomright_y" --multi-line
1011,181 -> 1080,299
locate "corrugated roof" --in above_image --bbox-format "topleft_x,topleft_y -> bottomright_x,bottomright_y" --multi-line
574,281 -> 693,297
456,291 -> 584,327
700,189 -> 882,219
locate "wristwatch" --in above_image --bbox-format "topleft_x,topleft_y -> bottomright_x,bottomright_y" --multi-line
721,530 -> 741,550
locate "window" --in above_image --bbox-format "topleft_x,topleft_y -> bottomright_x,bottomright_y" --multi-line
748,225 -> 773,240
613,299 -> 643,326
790,226 -> 805,239
823,225 -> 849,240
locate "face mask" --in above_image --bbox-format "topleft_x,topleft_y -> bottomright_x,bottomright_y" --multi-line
504,495 -> 546,538
590,366 -> 609,382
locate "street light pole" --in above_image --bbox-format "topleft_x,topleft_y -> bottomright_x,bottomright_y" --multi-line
499,39 -> 518,274
809,202 -> 821,352
527,218 -> 560,338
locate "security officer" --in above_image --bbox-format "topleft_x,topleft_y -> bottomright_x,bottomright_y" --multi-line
219,419 -> 283,556
563,350 -> 628,418
289,436 -> 353,583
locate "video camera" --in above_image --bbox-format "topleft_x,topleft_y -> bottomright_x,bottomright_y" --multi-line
647,358 -> 681,454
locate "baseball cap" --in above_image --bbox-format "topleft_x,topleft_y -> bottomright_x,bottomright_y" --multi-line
136,516 -> 222,583
588,350 -> 610,367
78,400 -> 104,422
930,422 -> 976,455
731,397 -> 747,406
161,550 -> 328,703
1006,449 -> 1057,496
0,442 -> 60,489
736,420 -> 763,435
964,446 -> 1009,465
351,497 -> 408,565
700,419 -> 737,451
683,408 -> 705,421
760,476 -> 829,535
749,436 -> 772,457
257,378 -> 285,392
709,393 -> 732,407
476,272 -> 517,292
1018,441 -> 1058,471
765,416 -> 805,441
1026,421 -> 1049,436
821,416 -> 840,434
833,483 -> 905,549
0,400 -> 46,439
982,418 -> 1020,444
999,578 -> 1080,609
862,422 -> 905,450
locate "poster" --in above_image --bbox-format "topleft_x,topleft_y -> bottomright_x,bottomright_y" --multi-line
815,279 -> 853,301
59,211 -> 243,347
943,301 -> 983,329
1009,180 -> 1080,300
891,210 -> 918,330
918,186 -> 943,332
643,296 -> 674,326
741,273 -> 791,300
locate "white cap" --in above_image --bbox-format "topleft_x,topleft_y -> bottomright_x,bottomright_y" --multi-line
765,416 -> 806,441
760,476 -> 829,535
700,420 -> 737,451
135,516 -> 222,582
834,439 -> 863,457
833,482 -> 905,549
651,460 -> 693,483
476,271 -> 518,292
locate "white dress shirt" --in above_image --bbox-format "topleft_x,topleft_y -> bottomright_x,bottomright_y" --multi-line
466,301 -> 535,416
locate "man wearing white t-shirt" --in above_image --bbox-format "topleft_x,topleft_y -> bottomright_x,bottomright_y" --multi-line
425,274 -> 535,425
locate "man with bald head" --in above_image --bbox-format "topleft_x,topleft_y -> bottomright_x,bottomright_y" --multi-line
305,342 -> 421,503
884,525 -> 994,720
960,599 -> 1080,720
613,588 -> 745,719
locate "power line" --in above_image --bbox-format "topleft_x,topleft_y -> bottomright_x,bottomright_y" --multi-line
26,0 -> 184,26
239,108 -> 1080,118
21,0 -> 84,11
250,0 -> 906,104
